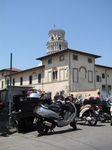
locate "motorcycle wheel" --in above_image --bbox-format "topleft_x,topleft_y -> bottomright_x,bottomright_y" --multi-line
16,125 -> 22,133
88,111 -> 97,126
70,120 -> 77,130
99,111 -> 106,123
36,122 -> 49,135
110,117 -> 112,126
15,120 -> 24,133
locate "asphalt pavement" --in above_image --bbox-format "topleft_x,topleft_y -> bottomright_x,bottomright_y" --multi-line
0,121 -> 112,150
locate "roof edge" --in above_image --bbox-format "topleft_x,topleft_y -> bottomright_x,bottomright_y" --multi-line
5,65 -> 45,76
95,64 -> 112,69
36,48 -> 101,60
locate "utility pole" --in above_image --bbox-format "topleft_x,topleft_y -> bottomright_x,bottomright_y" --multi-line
9,53 -> 12,127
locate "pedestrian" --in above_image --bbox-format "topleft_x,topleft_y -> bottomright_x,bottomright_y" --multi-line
54,92 -> 60,103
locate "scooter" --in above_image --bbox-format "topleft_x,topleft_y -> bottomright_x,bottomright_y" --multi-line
74,98 -> 98,126
33,99 -> 77,135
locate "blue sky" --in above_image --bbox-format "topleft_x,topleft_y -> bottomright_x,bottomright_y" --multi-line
0,0 -> 112,70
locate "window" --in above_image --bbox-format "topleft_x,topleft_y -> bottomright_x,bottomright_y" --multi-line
20,77 -> 23,85
51,36 -> 54,40
7,80 -> 9,86
60,69 -> 65,81
88,71 -> 93,82
48,71 -> 52,82
73,68 -> 78,83
108,85 -> 111,94
96,75 -> 99,82
48,58 -> 52,64
2,81 -> 4,88
53,71 -> 57,80
38,74 -> 41,83
13,78 -> 15,85
2,72 -> 4,76
96,75 -> 101,82
102,73 -> 105,78
59,55 -> 64,61
29,75 -> 32,84
102,85 -> 106,91
73,55 -> 78,61
52,67 -> 58,80
88,58 -> 92,63
80,68 -> 86,79
58,36 -> 60,40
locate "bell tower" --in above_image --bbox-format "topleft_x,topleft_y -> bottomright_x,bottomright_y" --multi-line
46,29 -> 68,55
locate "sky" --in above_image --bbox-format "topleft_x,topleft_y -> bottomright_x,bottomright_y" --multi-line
0,0 -> 112,70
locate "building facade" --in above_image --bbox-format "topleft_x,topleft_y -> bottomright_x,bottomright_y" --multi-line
95,65 -> 112,97
0,68 -> 21,89
36,48 -> 101,96
0,29 -> 112,100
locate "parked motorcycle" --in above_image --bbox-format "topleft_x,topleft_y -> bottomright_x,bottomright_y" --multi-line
98,97 -> 112,123
33,99 -> 77,135
74,98 -> 98,126
110,102 -> 112,126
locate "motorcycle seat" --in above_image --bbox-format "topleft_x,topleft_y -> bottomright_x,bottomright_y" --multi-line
44,103 -> 61,113
80,104 -> 91,111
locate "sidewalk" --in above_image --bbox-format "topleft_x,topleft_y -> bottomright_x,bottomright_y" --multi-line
0,113 -> 17,136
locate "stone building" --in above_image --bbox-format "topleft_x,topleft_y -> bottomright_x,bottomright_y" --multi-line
0,29 -> 112,101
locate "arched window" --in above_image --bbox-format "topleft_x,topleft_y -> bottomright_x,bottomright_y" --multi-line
79,66 -> 87,79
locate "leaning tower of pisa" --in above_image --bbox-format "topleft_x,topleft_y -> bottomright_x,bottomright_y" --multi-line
46,29 -> 68,55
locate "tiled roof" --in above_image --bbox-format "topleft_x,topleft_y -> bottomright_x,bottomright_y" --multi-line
0,68 -> 22,72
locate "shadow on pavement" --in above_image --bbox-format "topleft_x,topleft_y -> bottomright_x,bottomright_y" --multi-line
77,122 -> 106,127
37,127 -> 82,137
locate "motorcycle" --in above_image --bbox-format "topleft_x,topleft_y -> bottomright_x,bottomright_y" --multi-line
110,102 -> 112,126
74,98 -> 98,126
98,97 -> 112,123
33,98 -> 77,135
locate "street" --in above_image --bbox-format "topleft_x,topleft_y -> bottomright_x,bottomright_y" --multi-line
0,121 -> 112,150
